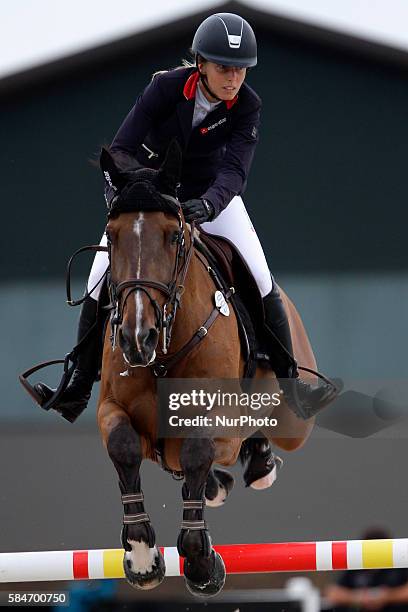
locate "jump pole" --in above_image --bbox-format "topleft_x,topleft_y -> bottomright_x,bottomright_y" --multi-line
1,539 -> 408,583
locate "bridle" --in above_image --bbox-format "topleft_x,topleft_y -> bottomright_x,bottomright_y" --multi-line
106,194 -> 195,357
20,184 -> 340,414
18,192 -> 198,407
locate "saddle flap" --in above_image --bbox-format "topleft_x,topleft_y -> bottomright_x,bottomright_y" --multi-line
198,228 -> 265,334
198,230 -> 234,287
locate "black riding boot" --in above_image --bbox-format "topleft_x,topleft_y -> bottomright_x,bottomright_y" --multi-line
35,295 -> 106,423
263,283 -> 338,420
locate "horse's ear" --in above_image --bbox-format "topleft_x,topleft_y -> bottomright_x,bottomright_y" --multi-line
99,147 -> 125,191
157,139 -> 182,196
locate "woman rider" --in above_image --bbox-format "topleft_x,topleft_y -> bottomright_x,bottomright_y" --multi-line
36,13 -> 336,423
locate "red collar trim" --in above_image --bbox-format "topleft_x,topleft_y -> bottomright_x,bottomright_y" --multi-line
225,96 -> 238,109
183,71 -> 200,100
183,71 -> 238,109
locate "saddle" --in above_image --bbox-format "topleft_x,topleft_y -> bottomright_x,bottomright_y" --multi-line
196,228 -> 270,378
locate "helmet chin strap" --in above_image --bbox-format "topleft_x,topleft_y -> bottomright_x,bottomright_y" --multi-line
199,73 -> 222,102
196,60 -> 222,102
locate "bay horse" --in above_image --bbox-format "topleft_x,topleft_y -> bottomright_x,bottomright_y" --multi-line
98,142 -> 318,596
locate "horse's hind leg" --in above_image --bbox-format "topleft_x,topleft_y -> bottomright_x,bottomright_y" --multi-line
177,438 -> 226,597
101,411 -> 165,590
205,468 -> 235,507
240,433 -> 283,490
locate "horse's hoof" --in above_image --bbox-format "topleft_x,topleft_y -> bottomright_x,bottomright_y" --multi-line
244,442 -> 283,489
184,551 -> 226,598
250,453 -> 283,490
206,482 -> 227,507
206,468 -> 235,507
123,547 -> 166,590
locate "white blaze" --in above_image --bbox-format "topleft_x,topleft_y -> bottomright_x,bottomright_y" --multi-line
133,213 -> 144,351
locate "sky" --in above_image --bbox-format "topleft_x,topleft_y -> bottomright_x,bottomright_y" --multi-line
1,0 -> 408,80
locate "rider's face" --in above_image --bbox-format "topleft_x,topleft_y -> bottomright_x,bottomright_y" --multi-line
199,61 -> 247,102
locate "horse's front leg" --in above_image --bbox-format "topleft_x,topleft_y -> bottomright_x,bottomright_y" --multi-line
177,438 -> 226,597
99,407 -> 165,590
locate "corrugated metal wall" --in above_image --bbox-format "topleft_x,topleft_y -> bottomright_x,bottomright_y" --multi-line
1,25 -> 407,279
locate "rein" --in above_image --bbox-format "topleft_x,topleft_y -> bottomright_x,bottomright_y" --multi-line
106,194 -> 196,356
18,192 -> 203,402
104,192 -> 234,378
19,243 -> 111,409
20,180 -> 338,412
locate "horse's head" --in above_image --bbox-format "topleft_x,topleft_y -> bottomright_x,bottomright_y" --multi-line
100,141 -> 187,368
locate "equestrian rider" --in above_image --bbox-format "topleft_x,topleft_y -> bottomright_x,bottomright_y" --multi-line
35,13 -> 336,423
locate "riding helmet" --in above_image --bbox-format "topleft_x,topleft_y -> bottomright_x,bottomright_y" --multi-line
192,13 -> 257,68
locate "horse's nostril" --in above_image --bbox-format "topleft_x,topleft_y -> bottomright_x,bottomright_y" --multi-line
118,327 -> 131,350
144,328 -> 158,351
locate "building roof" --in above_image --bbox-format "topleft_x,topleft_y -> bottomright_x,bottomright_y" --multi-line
2,0 -> 408,85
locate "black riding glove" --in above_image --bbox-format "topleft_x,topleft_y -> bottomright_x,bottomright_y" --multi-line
182,198 -> 215,224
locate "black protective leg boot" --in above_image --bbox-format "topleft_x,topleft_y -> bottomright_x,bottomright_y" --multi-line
263,285 -> 338,420
241,434 -> 283,488
34,295 -> 105,423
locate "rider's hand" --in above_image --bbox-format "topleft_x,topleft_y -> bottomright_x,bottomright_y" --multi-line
182,198 -> 215,224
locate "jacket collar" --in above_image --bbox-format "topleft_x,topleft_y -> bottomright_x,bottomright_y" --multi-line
183,71 -> 238,110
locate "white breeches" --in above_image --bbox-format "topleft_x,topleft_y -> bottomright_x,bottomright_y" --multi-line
87,195 -> 272,300
200,196 -> 272,297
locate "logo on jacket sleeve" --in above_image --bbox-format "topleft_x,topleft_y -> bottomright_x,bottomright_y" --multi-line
200,117 -> 227,135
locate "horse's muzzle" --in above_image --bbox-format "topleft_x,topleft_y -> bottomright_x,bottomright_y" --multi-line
119,325 -> 158,368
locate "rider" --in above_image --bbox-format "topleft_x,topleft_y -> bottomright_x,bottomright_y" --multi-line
35,12 -> 336,423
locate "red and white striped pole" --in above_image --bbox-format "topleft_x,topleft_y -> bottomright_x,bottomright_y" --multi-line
1,539 -> 408,583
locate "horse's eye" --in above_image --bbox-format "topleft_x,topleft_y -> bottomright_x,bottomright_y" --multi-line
171,231 -> 181,245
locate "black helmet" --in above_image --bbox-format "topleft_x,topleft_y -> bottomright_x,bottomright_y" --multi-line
192,13 -> 257,68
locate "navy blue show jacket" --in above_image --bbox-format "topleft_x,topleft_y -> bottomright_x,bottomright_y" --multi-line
110,67 -> 261,217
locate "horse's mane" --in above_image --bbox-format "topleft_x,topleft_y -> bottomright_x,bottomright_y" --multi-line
100,143 -> 181,219
108,165 -> 180,219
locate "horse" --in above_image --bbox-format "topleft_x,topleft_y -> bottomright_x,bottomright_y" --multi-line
97,141 -> 318,597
